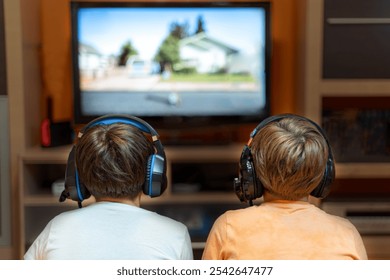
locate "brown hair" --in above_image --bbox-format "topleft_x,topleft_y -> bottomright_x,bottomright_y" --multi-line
250,117 -> 329,200
75,123 -> 154,200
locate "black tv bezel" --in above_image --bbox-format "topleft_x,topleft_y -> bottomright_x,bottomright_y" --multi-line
70,1 -> 271,130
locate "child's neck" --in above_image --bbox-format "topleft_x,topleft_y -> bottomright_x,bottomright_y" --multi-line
263,191 -> 308,203
96,195 -> 141,207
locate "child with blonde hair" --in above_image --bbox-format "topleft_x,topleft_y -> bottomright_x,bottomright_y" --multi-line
202,114 -> 367,260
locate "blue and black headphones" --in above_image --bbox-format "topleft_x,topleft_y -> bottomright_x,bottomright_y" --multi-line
60,114 -> 167,206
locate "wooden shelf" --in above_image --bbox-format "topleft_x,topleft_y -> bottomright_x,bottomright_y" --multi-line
21,145 -> 71,163
336,163 -> 390,179
321,80 -> 390,96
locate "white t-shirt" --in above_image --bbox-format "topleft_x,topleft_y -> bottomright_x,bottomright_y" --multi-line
24,202 -> 193,260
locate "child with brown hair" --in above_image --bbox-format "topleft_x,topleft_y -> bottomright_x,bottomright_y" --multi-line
25,115 -> 193,260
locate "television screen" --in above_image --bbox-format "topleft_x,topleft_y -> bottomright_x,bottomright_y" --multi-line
71,1 -> 271,130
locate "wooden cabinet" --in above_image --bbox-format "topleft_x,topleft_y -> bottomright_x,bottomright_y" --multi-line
323,0 -> 390,79
300,0 -> 390,259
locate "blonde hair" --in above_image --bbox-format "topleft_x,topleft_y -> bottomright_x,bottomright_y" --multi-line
250,117 -> 329,200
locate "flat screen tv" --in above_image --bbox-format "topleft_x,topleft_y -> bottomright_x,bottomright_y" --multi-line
70,1 -> 271,137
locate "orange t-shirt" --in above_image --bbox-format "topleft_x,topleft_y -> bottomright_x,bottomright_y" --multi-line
202,200 -> 367,260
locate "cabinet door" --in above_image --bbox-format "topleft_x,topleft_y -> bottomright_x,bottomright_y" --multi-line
323,0 -> 390,78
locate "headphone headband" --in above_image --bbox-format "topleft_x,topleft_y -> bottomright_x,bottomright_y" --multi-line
81,114 -> 158,135
79,114 -> 165,158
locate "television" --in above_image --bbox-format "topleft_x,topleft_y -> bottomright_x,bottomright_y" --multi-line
70,1 -> 271,142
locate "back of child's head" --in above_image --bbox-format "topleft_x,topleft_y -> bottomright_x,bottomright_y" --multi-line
75,123 -> 154,200
251,117 -> 329,200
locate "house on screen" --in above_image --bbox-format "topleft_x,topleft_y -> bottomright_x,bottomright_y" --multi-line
178,32 -> 241,74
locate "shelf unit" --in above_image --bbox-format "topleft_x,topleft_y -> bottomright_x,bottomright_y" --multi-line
18,144 -> 247,259
300,0 -> 390,259
301,0 -> 390,186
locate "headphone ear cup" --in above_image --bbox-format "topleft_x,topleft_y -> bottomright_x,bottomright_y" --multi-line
63,146 -> 91,202
234,146 -> 264,203
144,154 -> 167,197
242,158 -> 264,201
310,156 -> 335,199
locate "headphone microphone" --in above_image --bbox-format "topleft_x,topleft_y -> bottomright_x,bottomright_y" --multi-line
234,114 -> 335,205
